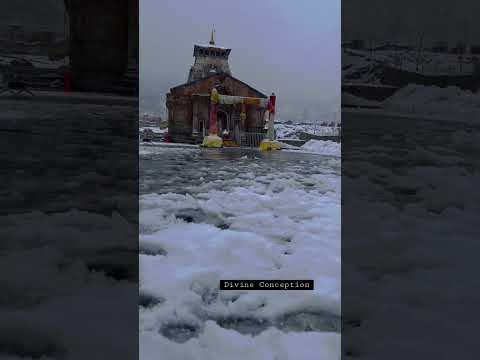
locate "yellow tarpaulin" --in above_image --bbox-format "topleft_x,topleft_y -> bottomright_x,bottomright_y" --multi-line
218,95 -> 243,105
243,97 -> 261,106
210,88 -> 220,104
217,94 -> 268,107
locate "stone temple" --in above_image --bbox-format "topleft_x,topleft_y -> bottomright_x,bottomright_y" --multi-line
166,31 -> 275,146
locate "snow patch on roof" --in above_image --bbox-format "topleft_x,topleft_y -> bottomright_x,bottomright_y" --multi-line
195,43 -> 230,50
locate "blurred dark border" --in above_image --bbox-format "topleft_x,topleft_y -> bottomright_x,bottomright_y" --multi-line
342,0 -> 479,358
0,1 -> 139,358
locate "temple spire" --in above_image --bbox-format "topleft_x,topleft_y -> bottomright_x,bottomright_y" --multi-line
209,28 -> 215,45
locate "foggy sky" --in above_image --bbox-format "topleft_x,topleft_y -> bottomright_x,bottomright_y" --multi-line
140,0 -> 340,111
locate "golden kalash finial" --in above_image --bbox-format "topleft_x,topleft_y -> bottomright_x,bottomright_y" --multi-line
209,28 -> 215,45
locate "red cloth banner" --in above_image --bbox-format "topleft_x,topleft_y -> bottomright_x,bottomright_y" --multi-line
209,103 -> 218,135
268,93 -> 276,114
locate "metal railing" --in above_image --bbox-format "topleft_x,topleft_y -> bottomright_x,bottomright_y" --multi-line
240,131 -> 266,147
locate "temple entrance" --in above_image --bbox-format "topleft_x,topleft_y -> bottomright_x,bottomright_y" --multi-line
217,110 -> 229,136
217,109 -> 241,146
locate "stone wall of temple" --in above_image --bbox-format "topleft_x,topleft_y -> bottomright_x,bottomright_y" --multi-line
171,74 -> 265,98
167,74 -> 267,144
166,95 -> 195,143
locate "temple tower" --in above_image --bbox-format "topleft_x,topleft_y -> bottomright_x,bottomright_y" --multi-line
188,30 -> 232,82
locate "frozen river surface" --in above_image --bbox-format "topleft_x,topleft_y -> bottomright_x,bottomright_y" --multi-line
139,145 -> 340,360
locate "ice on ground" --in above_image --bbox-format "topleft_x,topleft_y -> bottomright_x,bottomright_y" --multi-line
140,147 -> 340,359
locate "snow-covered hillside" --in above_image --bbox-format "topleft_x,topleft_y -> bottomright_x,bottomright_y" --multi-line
382,84 -> 480,121
275,122 -> 340,140
343,48 -> 478,84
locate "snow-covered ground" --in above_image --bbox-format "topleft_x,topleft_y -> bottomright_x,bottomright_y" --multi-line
342,111 -> 480,358
0,98 -> 139,359
140,126 -> 168,134
382,84 -> 480,121
0,211 -> 138,360
140,122 -> 340,142
140,146 -> 340,360
342,84 -> 480,123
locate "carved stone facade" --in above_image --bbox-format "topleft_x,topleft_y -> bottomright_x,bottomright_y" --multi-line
167,35 -> 270,146
167,73 -> 268,145
188,45 -> 232,82
187,31 -> 232,82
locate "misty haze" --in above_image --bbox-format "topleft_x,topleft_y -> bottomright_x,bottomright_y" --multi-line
140,0 -> 341,123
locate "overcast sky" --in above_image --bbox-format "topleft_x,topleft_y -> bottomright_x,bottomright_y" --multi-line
140,0 -> 340,110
